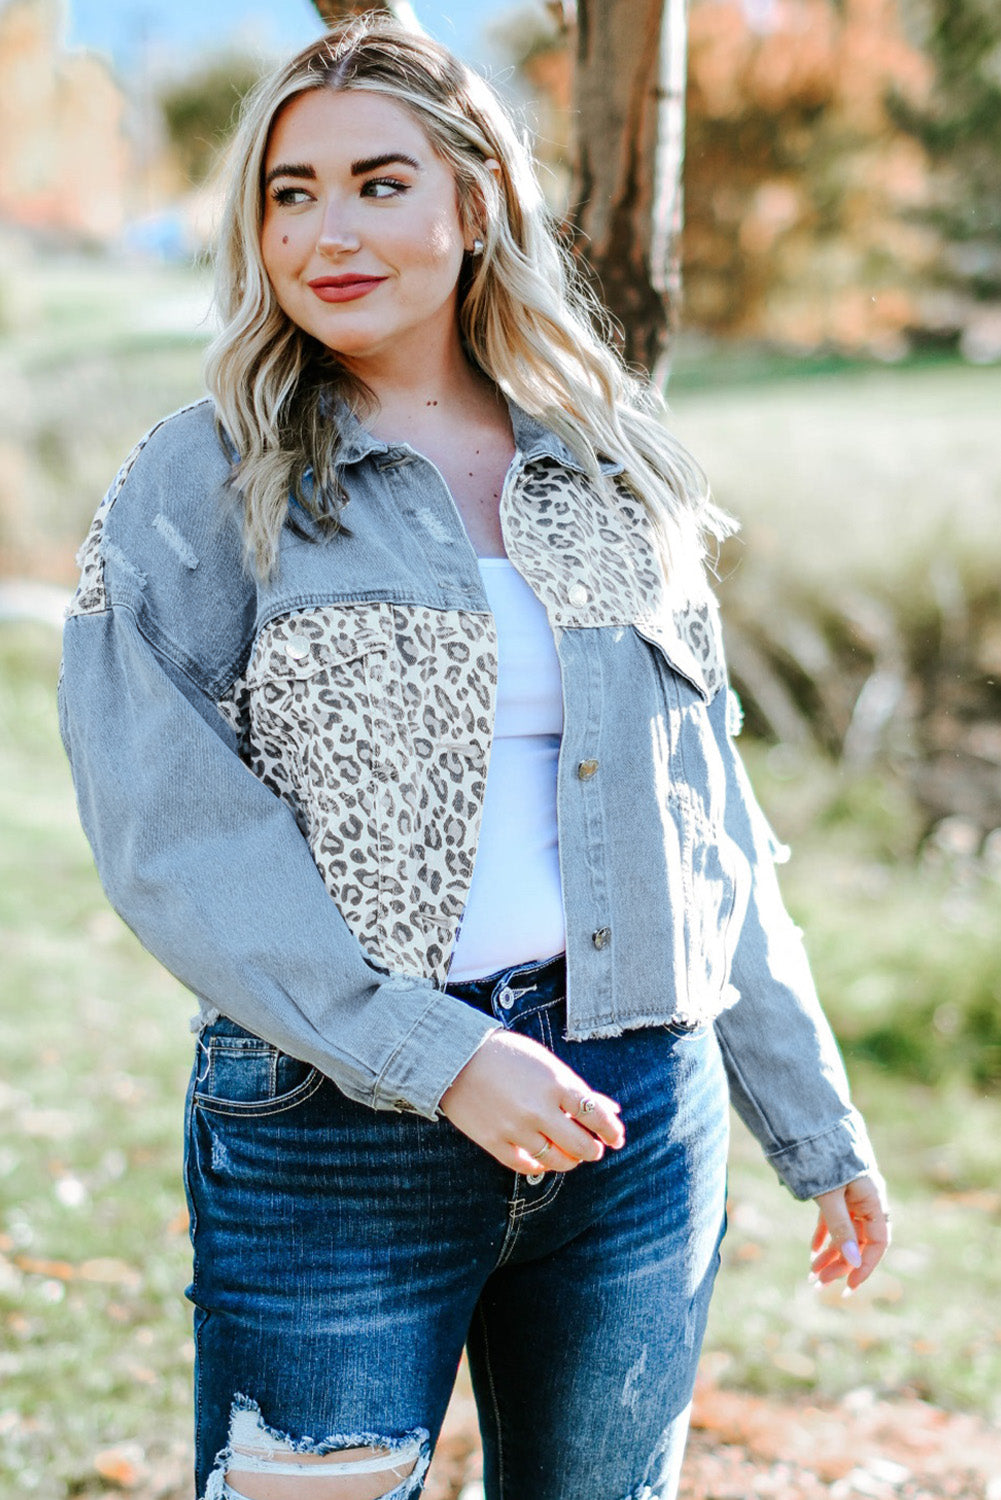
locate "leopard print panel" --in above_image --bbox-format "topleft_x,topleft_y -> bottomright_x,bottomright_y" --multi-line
67,467 -> 132,617
502,458 -> 726,700
216,673 -> 253,762
241,602 -> 497,984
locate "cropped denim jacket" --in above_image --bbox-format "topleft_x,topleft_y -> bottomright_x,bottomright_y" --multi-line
59,397 -> 877,1200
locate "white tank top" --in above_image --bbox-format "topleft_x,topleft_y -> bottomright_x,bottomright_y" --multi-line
446,558 -> 566,981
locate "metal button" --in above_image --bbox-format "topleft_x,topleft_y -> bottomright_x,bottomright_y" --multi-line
567,582 -> 589,607
526,1172 -> 545,1186
592,927 -> 612,950
577,759 -> 599,780
497,986 -> 516,1010
284,636 -> 311,661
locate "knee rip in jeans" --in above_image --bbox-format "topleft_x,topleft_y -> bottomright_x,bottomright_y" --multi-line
203,1398 -> 429,1500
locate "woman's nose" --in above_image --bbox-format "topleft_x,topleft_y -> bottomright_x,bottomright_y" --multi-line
316,200 -> 361,255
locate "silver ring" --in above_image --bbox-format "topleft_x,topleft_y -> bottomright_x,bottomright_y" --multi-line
575,1096 -> 597,1117
533,1140 -> 554,1162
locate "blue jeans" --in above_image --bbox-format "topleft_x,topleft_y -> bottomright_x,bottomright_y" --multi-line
184,955 -> 729,1500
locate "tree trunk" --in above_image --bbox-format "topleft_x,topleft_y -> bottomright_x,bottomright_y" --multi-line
568,0 -> 687,382
311,0 -> 419,25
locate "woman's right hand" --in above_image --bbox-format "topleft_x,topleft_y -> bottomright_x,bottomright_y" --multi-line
439,1028 -> 625,1174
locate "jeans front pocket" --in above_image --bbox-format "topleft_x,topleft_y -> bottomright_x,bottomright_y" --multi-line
193,1021 -> 323,1118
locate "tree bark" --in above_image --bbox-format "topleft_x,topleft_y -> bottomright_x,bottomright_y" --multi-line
568,0 -> 687,382
311,0 -> 419,25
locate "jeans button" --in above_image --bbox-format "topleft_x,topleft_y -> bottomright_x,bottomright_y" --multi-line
526,1171 -> 545,1186
497,987 -> 516,1010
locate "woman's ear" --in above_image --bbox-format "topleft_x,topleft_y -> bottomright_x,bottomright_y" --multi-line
463,159 -> 502,251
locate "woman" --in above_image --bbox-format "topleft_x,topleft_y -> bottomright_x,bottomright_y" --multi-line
60,18 -> 888,1500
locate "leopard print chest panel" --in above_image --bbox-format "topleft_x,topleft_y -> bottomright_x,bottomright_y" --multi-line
229,601 -> 497,984
502,458 -> 726,700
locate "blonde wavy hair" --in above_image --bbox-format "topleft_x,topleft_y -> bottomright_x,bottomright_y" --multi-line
206,13 -> 730,579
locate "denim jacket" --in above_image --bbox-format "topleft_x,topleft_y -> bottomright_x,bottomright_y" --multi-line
59,397 -> 877,1200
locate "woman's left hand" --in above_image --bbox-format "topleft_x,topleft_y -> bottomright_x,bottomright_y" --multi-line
811,1173 -> 890,1291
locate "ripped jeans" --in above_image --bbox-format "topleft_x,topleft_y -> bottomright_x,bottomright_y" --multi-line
183,955 -> 729,1500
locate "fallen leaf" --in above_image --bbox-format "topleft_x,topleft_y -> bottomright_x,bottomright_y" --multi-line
93,1444 -> 146,1489
166,1205 -> 189,1236
14,1256 -> 76,1280
934,1189 -> 1001,1213
79,1258 -> 142,1288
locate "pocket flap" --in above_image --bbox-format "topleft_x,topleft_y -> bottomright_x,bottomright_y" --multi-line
248,609 -> 391,683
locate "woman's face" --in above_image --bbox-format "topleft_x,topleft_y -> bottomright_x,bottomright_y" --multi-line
260,88 -> 472,372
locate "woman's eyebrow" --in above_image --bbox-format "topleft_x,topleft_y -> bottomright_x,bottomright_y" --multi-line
264,154 -> 422,189
264,162 -> 315,188
350,152 -> 422,176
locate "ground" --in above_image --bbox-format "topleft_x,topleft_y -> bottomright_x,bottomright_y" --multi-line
422,1373 -> 1001,1500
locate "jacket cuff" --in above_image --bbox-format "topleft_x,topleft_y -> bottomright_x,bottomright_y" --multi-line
372,989 -> 501,1119
764,1106 -> 880,1200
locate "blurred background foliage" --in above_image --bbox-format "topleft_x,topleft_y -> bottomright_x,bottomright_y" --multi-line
158,54 -> 264,187
2,0 -> 1001,1493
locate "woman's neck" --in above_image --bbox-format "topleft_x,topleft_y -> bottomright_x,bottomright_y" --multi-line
370,373 -> 505,448
343,327 -> 499,447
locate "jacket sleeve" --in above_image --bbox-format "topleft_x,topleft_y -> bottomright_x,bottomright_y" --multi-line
712,692 -> 880,1200
59,569 -> 499,1124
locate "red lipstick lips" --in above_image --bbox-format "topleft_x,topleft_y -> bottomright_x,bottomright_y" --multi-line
308,275 -> 386,303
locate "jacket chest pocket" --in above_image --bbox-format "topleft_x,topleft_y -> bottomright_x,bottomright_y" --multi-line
246,609 -> 408,798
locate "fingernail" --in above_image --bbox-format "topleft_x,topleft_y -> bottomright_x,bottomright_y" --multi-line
841,1283 -> 855,1299
841,1240 -> 862,1269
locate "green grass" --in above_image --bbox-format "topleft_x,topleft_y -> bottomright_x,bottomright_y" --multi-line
703,740 -> 1001,1423
709,1051 -> 1001,1421
0,626 -> 194,1497
669,358 -> 1001,627
0,253 -> 211,577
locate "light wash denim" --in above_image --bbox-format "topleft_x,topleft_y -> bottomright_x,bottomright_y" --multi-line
59,396 -> 877,1200
185,954 -> 730,1500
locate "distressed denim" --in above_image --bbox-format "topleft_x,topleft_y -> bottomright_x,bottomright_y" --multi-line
59,397 -> 878,1199
184,955 -> 730,1500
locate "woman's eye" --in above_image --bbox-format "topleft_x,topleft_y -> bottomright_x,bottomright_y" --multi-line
271,186 -> 312,207
362,178 -> 408,199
